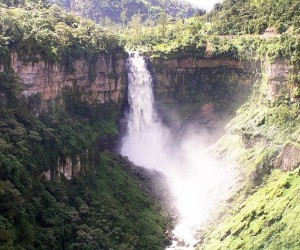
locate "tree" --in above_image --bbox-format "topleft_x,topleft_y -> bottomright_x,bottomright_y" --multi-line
129,13 -> 143,38
158,4 -> 168,37
120,7 -> 127,27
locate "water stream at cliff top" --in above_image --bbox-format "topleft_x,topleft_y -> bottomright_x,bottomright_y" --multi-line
121,52 -> 236,249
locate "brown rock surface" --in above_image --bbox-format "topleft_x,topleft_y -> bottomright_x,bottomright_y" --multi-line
265,60 -> 291,102
6,52 -> 126,109
275,143 -> 300,171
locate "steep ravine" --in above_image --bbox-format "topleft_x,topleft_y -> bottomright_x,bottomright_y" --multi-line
149,55 -> 300,249
146,55 -> 298,249
2,44 -> 299,249
0,49 -> 174,249
121,52 -> 241,249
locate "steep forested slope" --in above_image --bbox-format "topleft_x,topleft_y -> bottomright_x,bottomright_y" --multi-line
121,0 -> 300,249
207,0 -> 300,34
0,2 -> 170,249
123,0 -> 300,56
0,1 -> 123,62
50,0 -> 196,24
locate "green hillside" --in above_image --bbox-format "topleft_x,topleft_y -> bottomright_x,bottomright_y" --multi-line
50,0 -> 196,25
1,0 -> 300,249
0,2 -> 170,249
207,0 -> 300,34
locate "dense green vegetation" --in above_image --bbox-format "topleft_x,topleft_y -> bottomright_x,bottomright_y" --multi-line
207,0 -> 300,35
50,0 -> 196,25
198,169 -> 300,249
1,0 -> 300,249
0,1 -> 123,64
0,1 -> 170,249
0,72 -> 170,249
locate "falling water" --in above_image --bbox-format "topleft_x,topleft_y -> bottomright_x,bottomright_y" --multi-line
121,52 -> 170,171
121,52 -> 236,249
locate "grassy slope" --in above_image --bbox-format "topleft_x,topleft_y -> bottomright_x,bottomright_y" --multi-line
196,61 -> 300,249
199,169 -> 300,250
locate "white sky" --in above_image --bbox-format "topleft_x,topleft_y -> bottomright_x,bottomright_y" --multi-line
183,0 -> 223,11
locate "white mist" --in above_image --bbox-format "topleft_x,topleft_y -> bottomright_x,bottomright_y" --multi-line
121,52 -> 235,249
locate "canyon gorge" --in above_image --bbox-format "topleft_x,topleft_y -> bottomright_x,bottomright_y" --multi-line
1,0 -> 300,249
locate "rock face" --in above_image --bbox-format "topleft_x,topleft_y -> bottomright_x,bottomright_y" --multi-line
275,143 -> 300,171
151,57 -> 292,128
2,52 -> 127,110
151,57 -> 262,127
57,156 -> 82,180
43,155 -> 83,181
265,60 -> 291,102
184,102 -> 220,128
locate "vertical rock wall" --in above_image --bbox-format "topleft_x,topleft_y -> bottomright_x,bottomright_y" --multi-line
151,58 -> 262,128
0,51 -> 127,110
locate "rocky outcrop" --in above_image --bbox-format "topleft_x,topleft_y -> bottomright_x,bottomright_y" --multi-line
43,155 -> 83,180
57,156 -> 82,180
109,152 -> 174,208
265,60 -> 291,103
151,58 -> 261,105
1,52 -> 127,110
275,143 -> 300,171
183,103 -> 220,128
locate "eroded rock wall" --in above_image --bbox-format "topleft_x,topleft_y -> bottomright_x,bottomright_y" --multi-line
151,57 -> 262,128
0,51 -> 127,180
1,52 -> 127,110
265,59 -> 291,103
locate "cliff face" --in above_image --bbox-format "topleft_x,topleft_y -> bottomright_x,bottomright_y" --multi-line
5,52 -> 290,118
1,52 -> 127,111
0,51 -> 127,180
265,59 -> 291,102
2,51 -> 293,180
152,58 -> 260,103
151,57 -> 292,129
151,58 -> 262,128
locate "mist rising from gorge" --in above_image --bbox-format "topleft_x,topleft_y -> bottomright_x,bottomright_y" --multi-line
121,52 -> 236,247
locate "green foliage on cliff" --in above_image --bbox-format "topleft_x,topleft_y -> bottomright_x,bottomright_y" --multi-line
0,2 -> 124,63
0,63 -> 169,249
124,17 -> 206,58
194,46 -> 300,249
124,0 -> 300,65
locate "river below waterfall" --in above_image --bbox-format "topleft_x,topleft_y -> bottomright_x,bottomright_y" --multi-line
121,52 -> 236,249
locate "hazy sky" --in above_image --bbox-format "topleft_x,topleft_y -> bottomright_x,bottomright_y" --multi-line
183,0 -> 223,10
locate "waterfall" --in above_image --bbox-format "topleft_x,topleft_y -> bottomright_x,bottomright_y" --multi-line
121,52 -> 236,249
125,51 -> 157,133
121,52 -> 170,171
